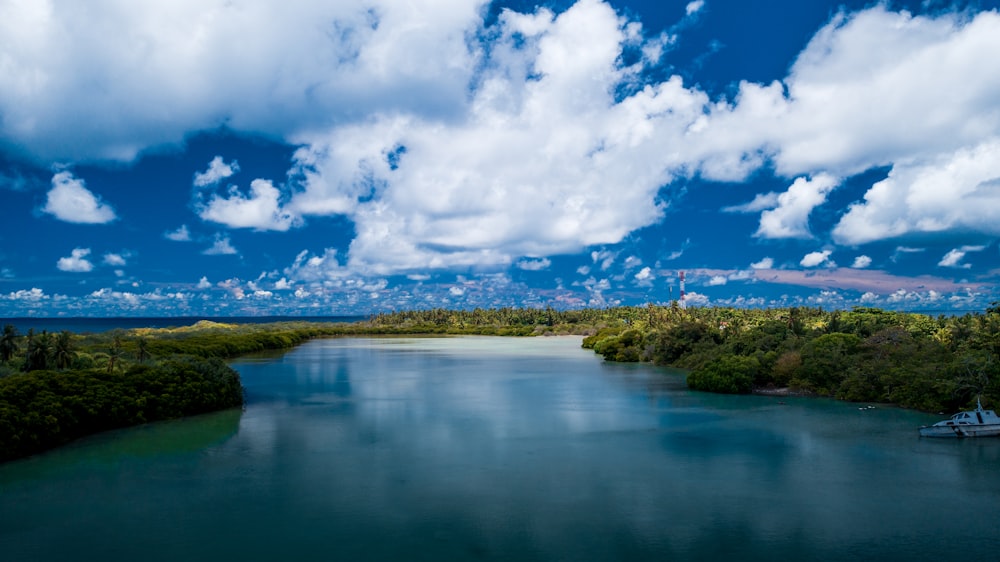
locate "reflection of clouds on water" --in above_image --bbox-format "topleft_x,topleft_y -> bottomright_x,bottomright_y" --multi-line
219,336 -> 1000,560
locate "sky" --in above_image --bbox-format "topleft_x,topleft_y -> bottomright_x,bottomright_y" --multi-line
2,0 -> 1000,317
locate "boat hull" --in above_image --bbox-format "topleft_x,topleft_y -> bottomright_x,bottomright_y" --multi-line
919,424 -> 1000,438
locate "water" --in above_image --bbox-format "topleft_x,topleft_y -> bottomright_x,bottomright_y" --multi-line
1,336 -> 998,561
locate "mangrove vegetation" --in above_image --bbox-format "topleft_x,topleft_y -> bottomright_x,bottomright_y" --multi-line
2,304 -> 999,461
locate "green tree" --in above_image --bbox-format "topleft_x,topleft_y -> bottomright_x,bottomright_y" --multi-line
687,355 -> 759,394
106,333 -> 123,374
53,331 -> 76,370
135,336 -> 150,363
0,324 -> 18,364
24,329 -> 52,372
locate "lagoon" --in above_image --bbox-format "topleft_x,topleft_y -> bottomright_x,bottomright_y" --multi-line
2,336 -> 998,560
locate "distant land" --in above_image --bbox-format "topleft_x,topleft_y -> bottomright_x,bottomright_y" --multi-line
0,316 -> 367,334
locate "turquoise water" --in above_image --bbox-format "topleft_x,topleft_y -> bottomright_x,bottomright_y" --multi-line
2,336 -> 998,560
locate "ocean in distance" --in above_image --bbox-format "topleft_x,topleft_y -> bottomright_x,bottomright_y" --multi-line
0,308 -> 982,335
0,315 -> 366,334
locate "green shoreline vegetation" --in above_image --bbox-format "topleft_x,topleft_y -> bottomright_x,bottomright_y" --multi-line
1,304 -> 998,462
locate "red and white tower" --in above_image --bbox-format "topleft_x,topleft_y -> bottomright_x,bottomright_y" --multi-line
679,271 -> 686,309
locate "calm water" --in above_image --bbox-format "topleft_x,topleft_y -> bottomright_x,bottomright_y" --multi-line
1,336 -> 998,561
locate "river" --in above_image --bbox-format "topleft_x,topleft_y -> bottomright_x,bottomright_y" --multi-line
1,336 -> 998,560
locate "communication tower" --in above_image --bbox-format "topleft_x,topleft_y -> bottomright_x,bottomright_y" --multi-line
679,270 -> 686,309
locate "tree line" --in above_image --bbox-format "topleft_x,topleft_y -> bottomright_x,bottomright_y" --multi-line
0,320 -> 362,462
581,304 -> 1000,413
3,306 -> 998,461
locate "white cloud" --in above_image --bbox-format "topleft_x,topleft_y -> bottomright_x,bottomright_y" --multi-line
286,2 -> 699,275
449,286 -> 465,296
851,255 -> 872,269
833,140 -> 1000,244
0,0 -> 486,163
57,248 -> 94,272
685,1 -> 705,17
723,192 -> 780,213
5,1 -> 1000,280
517,258 -> 551,271
592,250 -> 618,272
203,234 -> 238,255
199,179 -> 297,231
576,265 -> 591,276
103,253 -> 126,267
750,257 -> 774,270
800,250 -> 834,268
891,246 -> 925,262
634,266 -> 653,287
164,225 -> 191,242
682,291 -> 710,306
197,276 -> 212,289
706,275 -> 727,286
194,156 -> 239,187
4,287 -> 48,301
42,171 -> 116,224
938,245 -> 985,268
755,174 -> 839,239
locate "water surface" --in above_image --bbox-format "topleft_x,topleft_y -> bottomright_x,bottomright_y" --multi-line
2,336 -> 998,560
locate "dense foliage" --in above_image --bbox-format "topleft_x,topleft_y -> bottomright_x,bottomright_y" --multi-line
582,304 -> 1000,413
3,304 -> 998,461
0,320 -> 361,462
0,357 -> 243,462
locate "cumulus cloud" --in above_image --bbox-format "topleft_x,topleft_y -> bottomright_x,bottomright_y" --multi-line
634,266 -> 654,287
286,0 -> 690,274
199,179 -> 297,231
165,225 -> 192,241
57,248 -> 94,272
203,234 -> 238,255
755,174 -> 839,239
194,156 -> 239,187
682,291 -> 710,307
103,253 -> 127,266
706,275 -> 727,286
833,140 -> 1000,244
197,276 -> 212,289
938,245 -> 986,268
42,171 -> 116,224
517,258 -> 551,271
685,1 -> 705,17
4,287 -> 48,301
851,255 -> 872,268
0,0 -> 486,163
5,1 -> 1000,281
800,250 -> 834,268
751,257 -> 774,270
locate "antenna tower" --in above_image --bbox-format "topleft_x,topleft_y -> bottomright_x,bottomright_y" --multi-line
679,270 -> 686,309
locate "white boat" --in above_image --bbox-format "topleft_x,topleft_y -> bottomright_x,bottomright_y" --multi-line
919,398 -> 1000,438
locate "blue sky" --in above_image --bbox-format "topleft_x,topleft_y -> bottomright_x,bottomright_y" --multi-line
2,0 -> 1000,317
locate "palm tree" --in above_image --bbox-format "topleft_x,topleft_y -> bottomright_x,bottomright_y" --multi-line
0,324 -> 18,364
25,329 -> 52,371
135,336 -> 149,363
107,332 -> 124,374
53,331 -> 76,370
